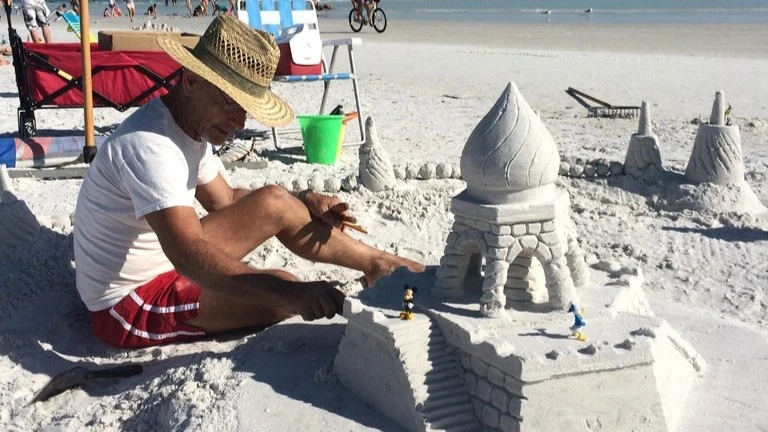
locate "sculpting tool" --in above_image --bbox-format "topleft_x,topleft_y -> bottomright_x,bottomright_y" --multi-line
342,221 -> 368,234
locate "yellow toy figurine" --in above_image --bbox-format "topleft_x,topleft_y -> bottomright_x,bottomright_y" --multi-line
399,284 -> 417,320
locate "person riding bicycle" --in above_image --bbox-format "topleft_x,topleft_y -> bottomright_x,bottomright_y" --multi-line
351,0 -> 374,25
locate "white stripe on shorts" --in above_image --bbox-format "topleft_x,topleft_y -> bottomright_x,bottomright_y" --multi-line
129,291 -> 200,313
108,307 -> 205,341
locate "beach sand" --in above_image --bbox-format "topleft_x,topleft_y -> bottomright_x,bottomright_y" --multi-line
1,12 -> 767,431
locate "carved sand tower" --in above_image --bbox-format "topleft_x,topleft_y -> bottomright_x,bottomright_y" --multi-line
624,100 -> 663,181
358,116 -> 396,192
685,90 -> 744,184
433,83 -> 589,317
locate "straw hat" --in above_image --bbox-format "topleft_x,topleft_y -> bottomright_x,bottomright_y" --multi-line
157,15 -> 294,127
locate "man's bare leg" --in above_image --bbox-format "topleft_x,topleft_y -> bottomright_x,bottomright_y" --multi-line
200,185 -> 422,282
188,185 -> 424,332
42,25 -> 51,43
29,28 -> 43,43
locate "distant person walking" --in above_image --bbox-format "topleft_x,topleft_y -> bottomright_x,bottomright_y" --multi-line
185,0 -> 192,17
125,0 -> 135,21
21,0 -> 52,43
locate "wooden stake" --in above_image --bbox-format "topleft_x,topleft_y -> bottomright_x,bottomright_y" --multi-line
79,0 -> 96,162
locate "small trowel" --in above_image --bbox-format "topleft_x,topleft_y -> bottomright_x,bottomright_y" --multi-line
28,363 -> 143,405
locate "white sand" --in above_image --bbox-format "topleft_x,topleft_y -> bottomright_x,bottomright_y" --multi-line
1,13 -> 767,431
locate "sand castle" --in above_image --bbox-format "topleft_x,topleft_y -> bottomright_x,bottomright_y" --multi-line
657,90 -> 766,214
624,100 -> 663,182
335,83 -> 704,432
431,82 -> 589,317
685,90 -> 743,184
359,116 -> 397,192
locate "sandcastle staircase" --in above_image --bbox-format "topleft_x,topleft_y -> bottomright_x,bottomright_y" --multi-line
395,314 -> 480,432
335,301 -> 482,432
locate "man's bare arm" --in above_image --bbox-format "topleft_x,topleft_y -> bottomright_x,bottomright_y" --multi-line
195,174 -> 251,213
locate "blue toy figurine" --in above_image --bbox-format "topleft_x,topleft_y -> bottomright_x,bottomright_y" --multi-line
567,303 -> 587,341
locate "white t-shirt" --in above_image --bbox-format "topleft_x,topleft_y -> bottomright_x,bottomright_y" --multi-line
74,98 -> 219,311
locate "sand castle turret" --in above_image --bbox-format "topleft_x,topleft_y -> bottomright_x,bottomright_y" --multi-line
624,100 -> 663,181
685,91 -> 744,184
358,117 -> 396,192
433,82 -> 589,317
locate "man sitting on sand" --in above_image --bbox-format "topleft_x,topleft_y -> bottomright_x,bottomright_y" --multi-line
45,3 -> 67,23
144,2 -> 158,17
192,2 -> 203,16
0,44 -> 11,66
73,15 -> 424,348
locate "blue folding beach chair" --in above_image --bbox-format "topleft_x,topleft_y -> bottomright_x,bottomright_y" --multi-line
61,10 -> 97,42
238,0 -> 365,149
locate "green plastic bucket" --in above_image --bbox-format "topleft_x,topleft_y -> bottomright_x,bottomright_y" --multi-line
297,115 -> 344,165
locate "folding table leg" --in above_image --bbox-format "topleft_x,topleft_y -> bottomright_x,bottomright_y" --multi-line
342,43 -> 365,147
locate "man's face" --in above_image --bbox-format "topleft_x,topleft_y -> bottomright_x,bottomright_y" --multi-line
200,84 -> 246,145
194,80 -> 247,146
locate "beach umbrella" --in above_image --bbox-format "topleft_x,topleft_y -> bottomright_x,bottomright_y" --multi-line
79,0 -> 97,163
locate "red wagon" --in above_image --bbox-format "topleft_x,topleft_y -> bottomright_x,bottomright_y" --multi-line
7,26 -> 183,137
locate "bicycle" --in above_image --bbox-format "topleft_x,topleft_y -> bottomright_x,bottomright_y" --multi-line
349,0 -> 386,33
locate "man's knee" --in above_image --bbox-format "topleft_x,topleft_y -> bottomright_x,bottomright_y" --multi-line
249,184 -> 298,213
265,268 -> 300,282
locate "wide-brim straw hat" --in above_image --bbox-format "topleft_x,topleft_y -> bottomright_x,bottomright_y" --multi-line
157,15 -> 294,127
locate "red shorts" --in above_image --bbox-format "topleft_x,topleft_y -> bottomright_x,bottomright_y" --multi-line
90,270 -> 207,348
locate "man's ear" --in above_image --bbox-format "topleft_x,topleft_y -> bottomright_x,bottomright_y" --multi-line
181,69 -> 205,93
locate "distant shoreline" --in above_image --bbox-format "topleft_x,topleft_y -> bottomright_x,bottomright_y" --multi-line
4,11 -> 767,60
318,19 -> 768,59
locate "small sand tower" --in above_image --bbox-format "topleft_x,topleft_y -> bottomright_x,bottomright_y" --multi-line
624,100 -> 663,181
433,83 -> 589,317
685,90 -> 744,184
358,117 -> 396,192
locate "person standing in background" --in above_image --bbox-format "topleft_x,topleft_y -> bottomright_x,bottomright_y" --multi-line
21,0 -> 52,43
125,0 -> 135,21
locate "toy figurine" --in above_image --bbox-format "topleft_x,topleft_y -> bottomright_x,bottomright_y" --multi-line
400,285 -> 417,320
567,303 -> 587,341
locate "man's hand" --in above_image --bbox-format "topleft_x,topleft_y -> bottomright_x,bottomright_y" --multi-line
286,281 -> 346,321
300,191 -> 356,230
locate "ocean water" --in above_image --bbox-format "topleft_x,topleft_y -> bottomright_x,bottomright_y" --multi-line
84,0 -> 768,24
